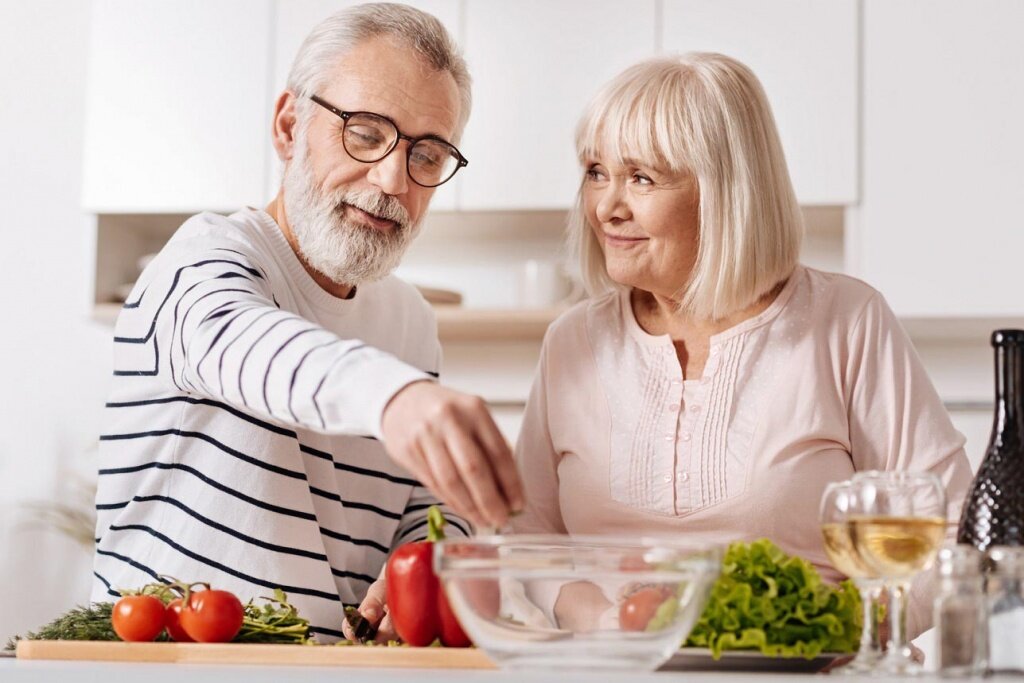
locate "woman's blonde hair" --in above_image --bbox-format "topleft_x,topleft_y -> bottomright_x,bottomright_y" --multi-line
570,52 -> 802,321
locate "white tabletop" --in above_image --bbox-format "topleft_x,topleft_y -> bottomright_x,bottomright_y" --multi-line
0,658 -> 1012,682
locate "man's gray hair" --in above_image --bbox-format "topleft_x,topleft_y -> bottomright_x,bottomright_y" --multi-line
287,2 -> 472,143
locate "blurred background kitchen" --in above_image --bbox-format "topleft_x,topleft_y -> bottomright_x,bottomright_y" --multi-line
1,0 -> 1022,652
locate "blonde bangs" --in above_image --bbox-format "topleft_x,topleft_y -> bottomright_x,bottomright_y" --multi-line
575,61 -> 695,175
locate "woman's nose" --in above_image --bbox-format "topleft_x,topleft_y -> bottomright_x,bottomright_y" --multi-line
595,182 -> 630,224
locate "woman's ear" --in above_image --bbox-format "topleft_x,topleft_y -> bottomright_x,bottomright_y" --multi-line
271,91 -> 298,162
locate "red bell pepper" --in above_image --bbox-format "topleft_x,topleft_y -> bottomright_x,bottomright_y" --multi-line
386,506 -> 472,647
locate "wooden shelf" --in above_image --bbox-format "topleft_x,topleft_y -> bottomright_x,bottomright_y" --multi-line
92,303 -> 564,342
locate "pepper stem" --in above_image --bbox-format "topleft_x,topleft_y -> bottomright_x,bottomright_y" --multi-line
426,506 -> 447,543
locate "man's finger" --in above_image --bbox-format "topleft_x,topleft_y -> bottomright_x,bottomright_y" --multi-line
374,613 -> 397,643
420,429 -> 485,527
475,414 -> 524,513
359,583 -> 387,625
446,426 -> 507,528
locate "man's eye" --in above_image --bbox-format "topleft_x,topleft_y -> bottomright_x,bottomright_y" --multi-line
346,126 -> 386,147
411,151 -> 441,168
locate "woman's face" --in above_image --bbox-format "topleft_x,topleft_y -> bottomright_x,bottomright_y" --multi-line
582,155 -> 700,298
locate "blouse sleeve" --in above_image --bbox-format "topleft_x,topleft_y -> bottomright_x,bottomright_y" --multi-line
511,332 -> 568,535
844,289 -> 974,636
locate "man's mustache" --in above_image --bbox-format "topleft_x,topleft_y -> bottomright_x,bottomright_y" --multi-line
333,191 -> 410,232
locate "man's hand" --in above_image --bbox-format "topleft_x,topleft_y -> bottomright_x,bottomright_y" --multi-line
342,568 -> 396,643
381,381 -> 524,528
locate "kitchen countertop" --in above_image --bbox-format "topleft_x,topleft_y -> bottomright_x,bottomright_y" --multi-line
0,659 -> 1010,682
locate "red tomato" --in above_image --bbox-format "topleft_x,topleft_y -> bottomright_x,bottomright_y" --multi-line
179,589 -> 244,643
164,598 -> 194,642
111,595 -> 166,642
619,586 -> 674,632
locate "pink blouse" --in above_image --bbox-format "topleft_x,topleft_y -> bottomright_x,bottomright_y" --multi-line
512,265 -> 973,636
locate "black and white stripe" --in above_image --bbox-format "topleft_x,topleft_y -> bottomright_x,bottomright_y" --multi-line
93,209 -> 469,641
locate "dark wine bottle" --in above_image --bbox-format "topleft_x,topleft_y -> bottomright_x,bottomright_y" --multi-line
958,329 -> 1024,550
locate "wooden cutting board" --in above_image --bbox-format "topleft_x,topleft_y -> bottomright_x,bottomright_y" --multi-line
16,640 -> 497,669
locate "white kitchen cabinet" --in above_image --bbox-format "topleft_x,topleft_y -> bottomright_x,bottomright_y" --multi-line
661,0 -> 858,206
82,0 -> 273,213
856,0 -> 1024,317
458,0 -> 658,210
268,0 -> 461,210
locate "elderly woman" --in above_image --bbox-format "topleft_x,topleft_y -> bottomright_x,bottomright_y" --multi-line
511,53 -> 972,639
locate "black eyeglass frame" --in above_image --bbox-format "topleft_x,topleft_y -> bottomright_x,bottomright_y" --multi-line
309,94 -> 468,188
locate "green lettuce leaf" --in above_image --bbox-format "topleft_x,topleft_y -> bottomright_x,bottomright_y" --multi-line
685,539 -> 861,659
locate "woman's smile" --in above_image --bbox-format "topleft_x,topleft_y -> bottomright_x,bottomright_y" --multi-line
601,231 -> 648,248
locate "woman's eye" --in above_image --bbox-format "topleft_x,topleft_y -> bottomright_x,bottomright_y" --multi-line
585,166 -> 606,181
633,173 -> 653,186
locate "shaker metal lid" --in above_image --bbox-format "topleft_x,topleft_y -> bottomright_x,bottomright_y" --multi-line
937,544 -> 985,576
986,545 -> 1024,574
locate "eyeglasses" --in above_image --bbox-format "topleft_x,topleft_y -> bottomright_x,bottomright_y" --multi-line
309,94 -> 468,188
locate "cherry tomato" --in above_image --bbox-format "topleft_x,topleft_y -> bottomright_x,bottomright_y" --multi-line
111,595 -> 166,641
179,589 -> 244,643
619,586 -> 674,632
164,598 -> 194,642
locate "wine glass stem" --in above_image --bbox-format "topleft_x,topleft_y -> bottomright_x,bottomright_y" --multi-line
862,583 -> 884,657
887,581 -> 912,661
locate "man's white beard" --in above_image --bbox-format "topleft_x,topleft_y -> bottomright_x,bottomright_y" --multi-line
282,133 -> 418,287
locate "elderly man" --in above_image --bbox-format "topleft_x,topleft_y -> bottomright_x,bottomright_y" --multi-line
92,3 -> 521,642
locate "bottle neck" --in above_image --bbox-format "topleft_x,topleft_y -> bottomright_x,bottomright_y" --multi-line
994,342 -> 1024,432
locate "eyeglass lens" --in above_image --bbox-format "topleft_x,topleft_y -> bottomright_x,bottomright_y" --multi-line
343,112 -> 460,187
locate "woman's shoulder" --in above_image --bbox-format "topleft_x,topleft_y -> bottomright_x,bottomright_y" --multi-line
543,289 -> 623,346
798,265 -> 891,322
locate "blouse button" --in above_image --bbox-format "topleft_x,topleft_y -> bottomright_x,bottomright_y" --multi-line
663,474 -> 672,483
690,404 -> 702,414
669,403 -> 680,411
664,434 -> 673,442
671,379 -> 682,386
681,433 -> 691,442
680,472 -> 690,482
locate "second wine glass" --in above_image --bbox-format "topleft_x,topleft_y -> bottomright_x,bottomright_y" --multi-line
848,471 -> 947,676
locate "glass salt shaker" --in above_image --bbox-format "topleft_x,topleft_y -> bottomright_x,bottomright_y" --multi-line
987,546 -> 1024,675
934,544 -> 988,677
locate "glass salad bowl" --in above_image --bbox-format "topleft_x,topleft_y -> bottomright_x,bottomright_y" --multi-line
434,535 -> 721,671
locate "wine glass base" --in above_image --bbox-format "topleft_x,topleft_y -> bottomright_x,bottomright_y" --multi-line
871,652 -> 925,677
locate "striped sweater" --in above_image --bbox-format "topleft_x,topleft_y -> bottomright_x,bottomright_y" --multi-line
92,207 -> 468,641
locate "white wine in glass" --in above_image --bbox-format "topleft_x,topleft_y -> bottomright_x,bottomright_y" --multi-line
849,515 -> 946,578
848,471 -> 947,676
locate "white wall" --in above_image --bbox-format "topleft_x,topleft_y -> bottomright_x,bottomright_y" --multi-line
0,0 -> 1003,652
0,0 -> 110,643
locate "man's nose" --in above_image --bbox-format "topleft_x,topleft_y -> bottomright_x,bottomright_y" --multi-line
366,143 -> 410,196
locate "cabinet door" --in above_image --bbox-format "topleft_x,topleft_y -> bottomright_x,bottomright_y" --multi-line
661,0 -> 858,206
459,0 -> 658,210
857,0 -> 1024,316
269,0 -> 462,210
82,0 -> 273,212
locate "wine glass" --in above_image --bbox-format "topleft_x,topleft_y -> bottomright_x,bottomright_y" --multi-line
819,481 -> 887,673
849,471 -> 947,676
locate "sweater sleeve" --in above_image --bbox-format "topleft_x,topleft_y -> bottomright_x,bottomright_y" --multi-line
115,242 -> 431,439
843,289 -> 973,636
391,487 -> 473,550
